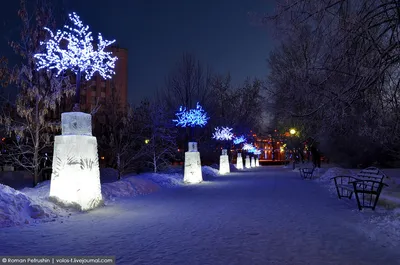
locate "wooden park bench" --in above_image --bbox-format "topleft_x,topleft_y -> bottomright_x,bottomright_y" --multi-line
331,167 -> 388,210
299,166 -> 316,179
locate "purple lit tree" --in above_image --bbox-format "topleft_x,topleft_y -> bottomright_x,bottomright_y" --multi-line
34,12 -> 118,111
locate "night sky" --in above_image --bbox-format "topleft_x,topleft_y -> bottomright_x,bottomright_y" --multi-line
0,0 -> 276,105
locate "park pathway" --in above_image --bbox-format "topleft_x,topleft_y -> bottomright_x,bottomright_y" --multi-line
1,167 -> 399,265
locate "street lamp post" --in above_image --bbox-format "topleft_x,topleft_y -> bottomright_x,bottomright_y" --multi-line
290,128 -> 297,170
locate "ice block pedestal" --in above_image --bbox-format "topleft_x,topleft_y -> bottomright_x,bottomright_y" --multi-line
251,157 -> 255,167
245,155 -> 251,169
236,152 -> 243,170
256,157 -> 260,167
184,142 -> 203,184
219,149 -> 230,175
49,112 -> 103,211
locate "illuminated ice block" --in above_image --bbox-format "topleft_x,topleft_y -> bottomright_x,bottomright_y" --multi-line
184,142 -> 202,184
188,142 -> 198,152
251,157 -> 255,167
236,153 -> 243,170
255,157 -> 260,167
50,112 -> 102,211
219,149 -> 230,175
245,155 -> 251,169
62,112 -> 92,136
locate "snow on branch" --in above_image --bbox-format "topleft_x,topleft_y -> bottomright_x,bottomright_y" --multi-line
173,102 -> 209,127
34,12 -> 117,80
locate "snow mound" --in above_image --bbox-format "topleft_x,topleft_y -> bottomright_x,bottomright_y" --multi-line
202,166 -> 219,180
135,172 -> 183,188
101,176 -> 161,201
0,183 -> 63,228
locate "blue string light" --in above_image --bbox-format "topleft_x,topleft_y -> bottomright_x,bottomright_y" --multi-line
173,102 -> 209,127
233,135 -> 246,145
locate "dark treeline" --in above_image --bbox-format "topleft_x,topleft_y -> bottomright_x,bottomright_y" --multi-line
265,0 -> 400,167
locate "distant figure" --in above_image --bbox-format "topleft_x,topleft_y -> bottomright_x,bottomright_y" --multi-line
310,144 -> 321,168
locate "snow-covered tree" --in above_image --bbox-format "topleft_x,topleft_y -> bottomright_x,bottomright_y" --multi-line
96,87 -> 146,179
141,100 -> 177,173
1,0 -> 74,187
34,12 -> 118,110
264,0 -> 400,166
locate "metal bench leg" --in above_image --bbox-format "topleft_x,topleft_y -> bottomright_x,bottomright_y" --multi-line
372,187 -> 384,211
334,179 -> 342,199
353,182 -> 362,211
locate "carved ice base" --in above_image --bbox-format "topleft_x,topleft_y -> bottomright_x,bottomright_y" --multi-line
236,154 -> 243,170
219,155 -> 230,175
256,158 -> 260,167
184,151 -> 202,184
251,157 -> 255,168
50,135 -> 102,210
50,111 -> 102,211
245,156 -> 251,169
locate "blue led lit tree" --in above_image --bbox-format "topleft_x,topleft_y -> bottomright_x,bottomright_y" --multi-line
212,126 -> 234,156
34,12 -> 118,111
233,135 -> 246,145
212,127 -> 234,141
173,102 -> 209,142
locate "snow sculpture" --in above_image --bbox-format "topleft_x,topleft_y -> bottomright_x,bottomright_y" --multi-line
245,155 -> 251,169
236,152 -> 243,170
251,156 -> 255,167
184,142 -> 202,184
219,149 -> 230,175
255,157 -> 260,167
50,113 -> 102,210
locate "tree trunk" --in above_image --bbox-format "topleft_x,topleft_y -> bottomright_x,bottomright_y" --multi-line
33,96 -> 40,187
117,153 -> 121,180
73,71 -> 81,112
153,151 -> 157,173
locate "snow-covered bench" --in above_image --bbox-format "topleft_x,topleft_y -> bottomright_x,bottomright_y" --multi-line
331,167 -> 388,210
299,166 -> 316,179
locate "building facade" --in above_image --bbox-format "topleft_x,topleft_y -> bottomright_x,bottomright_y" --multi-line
80,46 -> 128,112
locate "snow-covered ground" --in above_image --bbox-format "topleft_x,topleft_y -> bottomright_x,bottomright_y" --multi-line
0,166 -> 219,228
315,166 -> 400,251
1,166 -> 400,264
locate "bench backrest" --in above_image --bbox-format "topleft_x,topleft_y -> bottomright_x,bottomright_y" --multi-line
357,167 -> 385,182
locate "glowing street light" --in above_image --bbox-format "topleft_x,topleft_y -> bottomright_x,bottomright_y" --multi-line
290,129 -> 296,135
